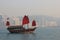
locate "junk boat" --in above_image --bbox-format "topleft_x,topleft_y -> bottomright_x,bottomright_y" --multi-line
6,15 -> 37,33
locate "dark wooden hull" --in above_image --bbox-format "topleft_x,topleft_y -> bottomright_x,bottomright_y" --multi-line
7,25 -> 36,33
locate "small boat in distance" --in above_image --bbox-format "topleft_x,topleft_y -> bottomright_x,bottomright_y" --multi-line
6,15 -> 37,33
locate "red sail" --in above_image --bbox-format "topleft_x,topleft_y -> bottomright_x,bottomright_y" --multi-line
22,15 -> 29,25
32,20 -> 36,26
6,21 -> 10,26
6,18 -> 10,26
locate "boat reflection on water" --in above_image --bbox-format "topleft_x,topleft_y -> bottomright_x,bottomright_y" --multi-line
5,32 -> 37,40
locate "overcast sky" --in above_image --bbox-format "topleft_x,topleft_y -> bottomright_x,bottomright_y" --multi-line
0,0 -> 60,17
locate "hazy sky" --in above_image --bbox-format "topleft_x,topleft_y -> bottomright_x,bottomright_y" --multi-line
0,0 -> 60,17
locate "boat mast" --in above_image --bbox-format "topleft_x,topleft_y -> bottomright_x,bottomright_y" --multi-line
27,8 -> 30,29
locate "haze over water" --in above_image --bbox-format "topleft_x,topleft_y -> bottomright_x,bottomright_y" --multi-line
0,15 -> 60,40
0,0 -> 60,40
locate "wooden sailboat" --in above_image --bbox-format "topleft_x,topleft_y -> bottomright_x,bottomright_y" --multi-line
6,15 -> 36,33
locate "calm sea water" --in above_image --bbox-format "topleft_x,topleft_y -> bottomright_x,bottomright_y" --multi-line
0,27 -> 60,40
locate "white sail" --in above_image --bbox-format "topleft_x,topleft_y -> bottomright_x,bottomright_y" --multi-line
12,16 -> 20,26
